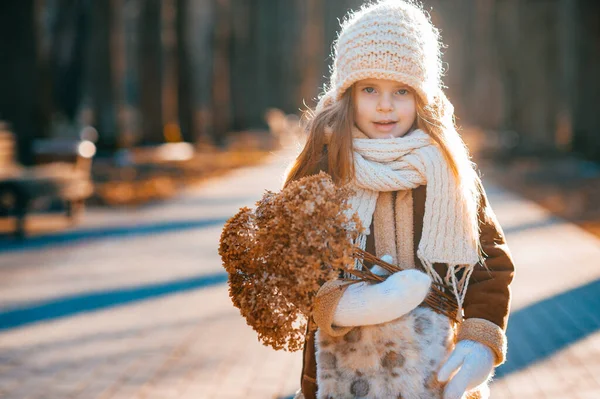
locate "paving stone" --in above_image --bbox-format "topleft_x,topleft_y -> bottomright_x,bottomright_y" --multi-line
0,150 -> 599,398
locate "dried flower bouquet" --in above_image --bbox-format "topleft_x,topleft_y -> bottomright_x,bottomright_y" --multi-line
219,172 -> 457,352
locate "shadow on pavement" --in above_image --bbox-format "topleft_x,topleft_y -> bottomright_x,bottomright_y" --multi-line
3,242 -> 597,384
0,311 -> 237,360
0,216 -> 229,253
496,277 -> 600,378
0,272 -> 228,330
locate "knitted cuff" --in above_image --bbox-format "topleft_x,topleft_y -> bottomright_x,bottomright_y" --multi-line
312,280 -> 354,338
457,318 -> 507,366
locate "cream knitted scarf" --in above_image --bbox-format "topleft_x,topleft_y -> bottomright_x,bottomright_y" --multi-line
345,126 -> 481,318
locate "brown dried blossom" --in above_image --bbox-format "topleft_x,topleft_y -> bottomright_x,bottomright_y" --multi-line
219,172 -> 363,352
219,172 -> 459,352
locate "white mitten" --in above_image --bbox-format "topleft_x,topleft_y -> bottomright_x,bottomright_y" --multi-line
332,267 -> 431,327
437,340 -> 495,399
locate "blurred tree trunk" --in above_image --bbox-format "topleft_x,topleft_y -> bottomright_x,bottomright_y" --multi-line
494,0 -> 520,135
555,0 -> 578,152
162,0 -> 179,141
275,1 -> 302,114
514,1 -> 559,152
573,0 -> 600,161
138,0 -> 164,144
0,0 -> 44,165
189,0 -> 214,144
230,0 -> 259,129
212,0 -> 232,145
298,0 -> 324,110
176,0 -> 194,142
119,0 -> 142,148
255,0 -> 279,116
111,0 -> 134,148
431,0 -> 503,129
468,0 -> 503,129
50,0 -> 88,122
87,0 -> 118,151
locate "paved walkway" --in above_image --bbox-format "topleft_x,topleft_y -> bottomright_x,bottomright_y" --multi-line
0,149 -> 599,399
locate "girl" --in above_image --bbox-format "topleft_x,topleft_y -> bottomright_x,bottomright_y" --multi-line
286,1 -> 515,399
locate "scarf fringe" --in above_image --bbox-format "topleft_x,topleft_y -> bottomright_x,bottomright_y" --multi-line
417,254 -> 475,322
342,127 -> 481,321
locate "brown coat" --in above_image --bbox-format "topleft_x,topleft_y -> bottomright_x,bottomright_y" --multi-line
299,169 -> 515,398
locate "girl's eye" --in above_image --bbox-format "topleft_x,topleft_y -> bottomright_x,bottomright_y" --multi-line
397,89 -> 409,95
363,87 -> 376,94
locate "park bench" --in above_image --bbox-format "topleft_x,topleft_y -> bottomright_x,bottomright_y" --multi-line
0,123 -> 96,238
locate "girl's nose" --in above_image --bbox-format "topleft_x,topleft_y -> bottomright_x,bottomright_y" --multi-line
377,94 -> 394,112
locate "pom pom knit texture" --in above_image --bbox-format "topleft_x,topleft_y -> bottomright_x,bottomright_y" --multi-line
319,0 -> 444,109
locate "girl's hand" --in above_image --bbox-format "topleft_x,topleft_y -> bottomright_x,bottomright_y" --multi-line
437,340 -> 495,399
332,268 -> 431,327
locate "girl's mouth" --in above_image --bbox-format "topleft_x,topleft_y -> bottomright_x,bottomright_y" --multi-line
373,121 -> 397,132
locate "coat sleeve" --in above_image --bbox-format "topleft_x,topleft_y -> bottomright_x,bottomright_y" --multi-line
458,180 -> 516,365
312,280 -> 355,337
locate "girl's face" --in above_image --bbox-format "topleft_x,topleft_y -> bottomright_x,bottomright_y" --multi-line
353,79 -> 417,139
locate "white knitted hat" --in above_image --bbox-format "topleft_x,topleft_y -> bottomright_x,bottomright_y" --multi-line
317,0 -> 443,110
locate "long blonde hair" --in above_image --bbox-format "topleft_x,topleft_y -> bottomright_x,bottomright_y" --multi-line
285,88 -> 355,186
286,85 -> 481,199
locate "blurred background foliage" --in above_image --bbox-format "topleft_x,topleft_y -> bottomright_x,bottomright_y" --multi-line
1,0 -> 599,162
0,0 -> 599,230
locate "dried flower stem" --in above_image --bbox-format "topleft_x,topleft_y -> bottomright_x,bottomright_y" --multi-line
352,248 -> 459,320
